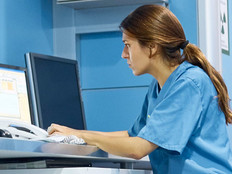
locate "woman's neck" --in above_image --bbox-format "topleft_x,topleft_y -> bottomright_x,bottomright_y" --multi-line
149,59 -> 179,88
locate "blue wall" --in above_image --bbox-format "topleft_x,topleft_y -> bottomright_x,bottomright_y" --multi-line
169,0 -> 197,45
222,0 -> 232,110
0,0 -> 53,67
222,0 -> 232,142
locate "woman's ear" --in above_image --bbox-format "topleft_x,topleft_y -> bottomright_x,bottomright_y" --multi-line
149,44 -> 158,58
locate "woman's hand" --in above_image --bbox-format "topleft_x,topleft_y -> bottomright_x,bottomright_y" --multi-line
47,123 -> 82,138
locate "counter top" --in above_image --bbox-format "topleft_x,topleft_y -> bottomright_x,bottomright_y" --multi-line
0,138 -> 151,170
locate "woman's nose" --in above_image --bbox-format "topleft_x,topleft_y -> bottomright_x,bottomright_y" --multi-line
121,47 -> 129,59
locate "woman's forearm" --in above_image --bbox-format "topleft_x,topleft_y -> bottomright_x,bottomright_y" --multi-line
47,124 -> 157,159
81,131 -> 157,159
80,130 -> 129,137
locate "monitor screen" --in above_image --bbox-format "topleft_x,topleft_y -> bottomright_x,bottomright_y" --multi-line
0,64 -> 33,124
25,53 -> 86,130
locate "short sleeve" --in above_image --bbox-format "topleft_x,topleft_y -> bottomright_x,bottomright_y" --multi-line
137,78 -> 203,154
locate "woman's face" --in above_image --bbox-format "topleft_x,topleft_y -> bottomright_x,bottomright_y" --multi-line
121,33 -> 151,76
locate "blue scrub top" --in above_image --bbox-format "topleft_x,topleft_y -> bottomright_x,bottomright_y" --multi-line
128,61 -> 232,174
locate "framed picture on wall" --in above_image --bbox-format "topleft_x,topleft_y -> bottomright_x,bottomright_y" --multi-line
220,0 -> 230,55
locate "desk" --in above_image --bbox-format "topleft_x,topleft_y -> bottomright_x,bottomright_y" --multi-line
0,138 -> 152,173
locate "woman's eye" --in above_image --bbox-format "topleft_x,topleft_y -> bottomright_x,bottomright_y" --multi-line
125,44 -> 130,48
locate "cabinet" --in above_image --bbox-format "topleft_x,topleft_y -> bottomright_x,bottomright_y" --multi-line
1,168 -> 152,174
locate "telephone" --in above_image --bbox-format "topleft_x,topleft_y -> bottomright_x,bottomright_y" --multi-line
0,118 -> 48,140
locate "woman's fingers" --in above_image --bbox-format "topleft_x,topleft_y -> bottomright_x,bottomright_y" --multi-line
47,123 -> 77,136
47,123 -> 61,135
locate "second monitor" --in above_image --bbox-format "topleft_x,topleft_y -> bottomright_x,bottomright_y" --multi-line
25,53 -> 86,130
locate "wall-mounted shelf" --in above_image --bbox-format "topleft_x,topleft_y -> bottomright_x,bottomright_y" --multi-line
57,0 -> 168,9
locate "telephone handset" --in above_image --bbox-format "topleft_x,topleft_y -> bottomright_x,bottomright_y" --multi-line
0,118 -> 48,140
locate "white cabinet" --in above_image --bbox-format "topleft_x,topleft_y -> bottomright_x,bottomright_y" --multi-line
57,0 -> 168,9
1,167 -> 153,174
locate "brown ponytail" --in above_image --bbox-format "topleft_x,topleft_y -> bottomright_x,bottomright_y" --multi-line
183,43 -> 232,124
120,4 -> 232,124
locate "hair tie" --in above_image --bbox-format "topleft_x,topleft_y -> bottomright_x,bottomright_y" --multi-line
180,40 -> 189,49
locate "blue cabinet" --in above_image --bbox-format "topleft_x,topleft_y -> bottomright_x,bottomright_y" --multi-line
82,87 -> 149,131
79,32 -> 152,131
80,32 -> 152,89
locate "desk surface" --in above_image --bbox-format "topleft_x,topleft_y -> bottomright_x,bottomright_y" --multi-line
0,137 -> 104,158
0,137 -> 150,169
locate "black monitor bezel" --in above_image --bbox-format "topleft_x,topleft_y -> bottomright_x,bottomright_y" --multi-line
0,63 -> 34,125
25,52 -> 87,130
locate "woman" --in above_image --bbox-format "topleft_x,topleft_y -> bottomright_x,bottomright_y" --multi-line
48,5 -> 232,173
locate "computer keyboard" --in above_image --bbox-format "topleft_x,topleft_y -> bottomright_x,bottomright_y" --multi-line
35,135 -> 86,145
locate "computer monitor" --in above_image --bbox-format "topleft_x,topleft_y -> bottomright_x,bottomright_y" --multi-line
25,53 -> 86,130
0,63 -> 33,124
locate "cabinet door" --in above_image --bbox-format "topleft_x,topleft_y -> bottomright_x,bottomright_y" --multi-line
82,87 -> 148,131
80,31 -> 152,89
